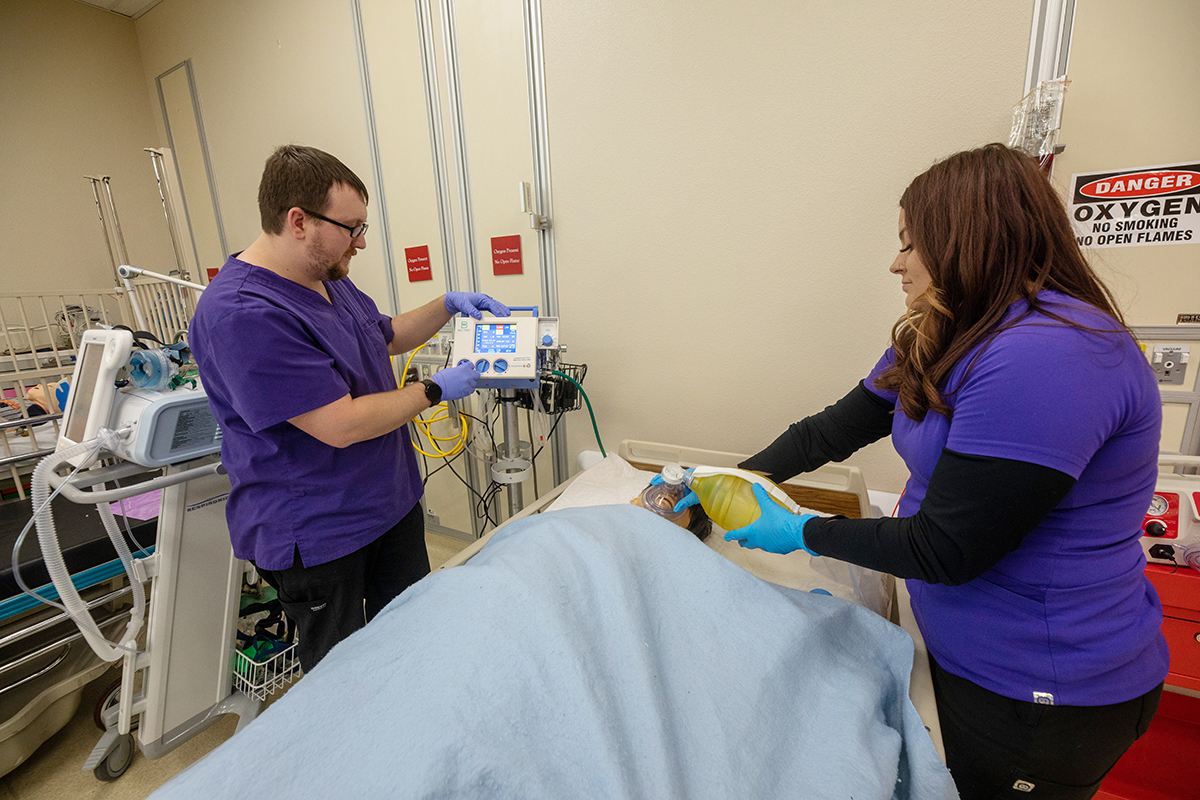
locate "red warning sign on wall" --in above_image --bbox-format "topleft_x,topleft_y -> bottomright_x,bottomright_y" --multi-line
491,235 -> 523,275
404,245 -> 432,282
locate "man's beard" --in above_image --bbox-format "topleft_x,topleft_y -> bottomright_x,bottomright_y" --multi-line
307,243 -> 353,283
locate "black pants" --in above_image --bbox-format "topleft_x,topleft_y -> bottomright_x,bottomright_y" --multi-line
930,656 -> 1162,799
254,503 -> 429,672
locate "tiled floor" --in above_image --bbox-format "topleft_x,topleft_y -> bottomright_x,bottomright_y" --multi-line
0,532 -> 471,799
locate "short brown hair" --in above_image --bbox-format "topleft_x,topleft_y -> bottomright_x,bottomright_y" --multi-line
257,145 -> 369,234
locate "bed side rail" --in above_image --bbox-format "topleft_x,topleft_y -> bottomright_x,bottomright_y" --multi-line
0,288 -> 130,501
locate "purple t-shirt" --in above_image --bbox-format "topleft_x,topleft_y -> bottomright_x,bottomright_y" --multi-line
866,291 -> 1168,705
189,256 -> 423,570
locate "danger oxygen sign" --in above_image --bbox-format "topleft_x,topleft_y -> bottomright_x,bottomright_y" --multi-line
1067,160 -> 1200,249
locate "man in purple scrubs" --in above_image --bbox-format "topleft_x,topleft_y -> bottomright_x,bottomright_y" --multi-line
190,145 -> 508,671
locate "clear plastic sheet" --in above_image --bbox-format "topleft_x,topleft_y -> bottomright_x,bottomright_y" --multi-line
1008,77 -> 1069,161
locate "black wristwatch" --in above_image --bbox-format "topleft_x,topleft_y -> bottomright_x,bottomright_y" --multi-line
419,378 -> 442,406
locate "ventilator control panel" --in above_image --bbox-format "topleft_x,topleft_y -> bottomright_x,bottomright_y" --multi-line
451,314 -> 556,389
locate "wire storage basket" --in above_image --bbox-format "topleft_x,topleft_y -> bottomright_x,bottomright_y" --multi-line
232,641 -> 300,702
517,363 -> 587,414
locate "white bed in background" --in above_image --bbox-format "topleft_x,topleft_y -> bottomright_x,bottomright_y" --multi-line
147,439 -> 953,800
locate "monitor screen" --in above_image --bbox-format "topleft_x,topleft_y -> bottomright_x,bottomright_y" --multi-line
474,323 -> 517,354
64,341 -> 106,443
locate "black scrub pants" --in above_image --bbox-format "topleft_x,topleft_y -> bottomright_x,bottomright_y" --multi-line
254,503 -> 430,672
930,656 -> 1162,799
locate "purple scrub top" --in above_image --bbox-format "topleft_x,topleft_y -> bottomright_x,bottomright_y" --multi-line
190,255 -> 423,570
866,291 -> 1168,705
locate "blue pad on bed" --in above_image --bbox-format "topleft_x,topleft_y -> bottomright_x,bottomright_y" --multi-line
151,505 -> 956,799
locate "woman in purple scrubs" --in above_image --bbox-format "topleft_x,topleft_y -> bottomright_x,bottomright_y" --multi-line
727,144 -> 1167,800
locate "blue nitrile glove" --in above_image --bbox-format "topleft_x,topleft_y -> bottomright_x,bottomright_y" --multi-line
444,292 -> 510,319
724,483 -> 819,555
650,469 -> 700,512
430,361 -> 480,401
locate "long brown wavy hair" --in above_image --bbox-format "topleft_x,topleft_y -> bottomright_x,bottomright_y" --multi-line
874,143 -> 1128,421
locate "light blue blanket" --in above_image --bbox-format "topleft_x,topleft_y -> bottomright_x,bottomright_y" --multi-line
151,505 -> 957,799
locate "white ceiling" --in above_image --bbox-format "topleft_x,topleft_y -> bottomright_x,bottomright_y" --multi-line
73,0 -> 163,19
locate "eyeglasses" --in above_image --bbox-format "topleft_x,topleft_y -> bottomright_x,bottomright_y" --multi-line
300,208 -> 368,239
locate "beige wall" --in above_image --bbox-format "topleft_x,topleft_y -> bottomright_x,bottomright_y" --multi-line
133,0 -> 390,305
4,0 -> 1039,498
0,0 -> 174,293
1051,0 -> 1200,326
541,1 -> 1032,491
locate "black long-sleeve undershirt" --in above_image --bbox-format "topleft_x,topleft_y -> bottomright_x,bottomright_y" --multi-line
739,381 -> 895,483
738,383 -> 1078,586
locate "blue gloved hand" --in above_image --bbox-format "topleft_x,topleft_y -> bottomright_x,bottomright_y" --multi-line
650,469 -> 700,512
430,361 -> 480,401
724,483 -> 819,555
444,292 -> 510,319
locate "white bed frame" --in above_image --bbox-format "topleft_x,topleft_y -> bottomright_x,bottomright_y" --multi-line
441,438 -> 945,761
0,282 -> 197,502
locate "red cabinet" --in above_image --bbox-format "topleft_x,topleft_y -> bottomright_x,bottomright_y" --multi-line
1098,565 -> 1200,800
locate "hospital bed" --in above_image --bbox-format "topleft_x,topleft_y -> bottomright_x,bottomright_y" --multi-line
0,286 -> 182,777
147,439 -> 953,799
447,440 -> 943,758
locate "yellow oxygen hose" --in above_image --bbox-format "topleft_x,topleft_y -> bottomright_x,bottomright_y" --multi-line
398,345 -> 468,459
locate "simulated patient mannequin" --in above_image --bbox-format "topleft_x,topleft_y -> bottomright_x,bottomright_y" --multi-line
630,481 -> 713,541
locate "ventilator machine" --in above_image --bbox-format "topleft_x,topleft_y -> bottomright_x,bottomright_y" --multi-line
28,327 -> 258,780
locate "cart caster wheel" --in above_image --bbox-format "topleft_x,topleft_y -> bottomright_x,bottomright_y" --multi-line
94,678 -> 139,732
93,732 -> 134,782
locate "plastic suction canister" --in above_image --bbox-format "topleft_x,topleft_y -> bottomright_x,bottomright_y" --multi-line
676,464 -> 796,531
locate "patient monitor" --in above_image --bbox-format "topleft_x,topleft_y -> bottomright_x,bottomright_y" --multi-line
450,312 -> 558,390
58,328 -> 221,467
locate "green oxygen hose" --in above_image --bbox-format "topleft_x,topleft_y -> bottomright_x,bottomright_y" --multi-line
551,370 -> 606,458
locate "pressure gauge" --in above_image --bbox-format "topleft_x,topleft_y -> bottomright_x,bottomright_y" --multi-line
1147,495 -> 1169,516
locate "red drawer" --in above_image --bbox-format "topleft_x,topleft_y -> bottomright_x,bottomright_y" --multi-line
1162,617 -> 1200,691
1098,690 -> 1200,800
1145,564 -> 1200,619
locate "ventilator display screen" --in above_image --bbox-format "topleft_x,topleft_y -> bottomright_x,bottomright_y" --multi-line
474,323 -> 517,354
64,341 -> 105,443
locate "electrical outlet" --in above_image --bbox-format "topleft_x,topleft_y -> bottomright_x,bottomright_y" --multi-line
1149,543 -> 1176,562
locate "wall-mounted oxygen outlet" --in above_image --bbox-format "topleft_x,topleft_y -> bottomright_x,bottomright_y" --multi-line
1151,345 -> 1189,386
